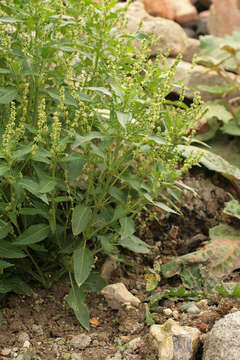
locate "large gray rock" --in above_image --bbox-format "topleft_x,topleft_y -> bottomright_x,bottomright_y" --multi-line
167,58 -> 240,101
203,311 -> 240,360
115,1 -> 188,57
150,319 -> 200,360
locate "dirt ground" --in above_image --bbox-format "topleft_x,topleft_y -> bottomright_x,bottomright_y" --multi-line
1,167 -> 240,360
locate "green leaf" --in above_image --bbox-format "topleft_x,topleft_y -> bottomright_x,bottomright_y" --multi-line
119,217 -> 135,238
119,235 -> 150,254
98,234 -> 118,254
72,204 -> 92,236
0,259 -> 14,270
108,186 -> 126,204
0,16 -> 23,24
66,283 -> 89,330
0,87 -> 18,104
222,120 -> 240,136
202,103 -> 233,123
0,240 -> 26,258
178,145 -> 240,183
73,245 -> 94,287
87,86 -> 112,97
0,164 -> 9,176
14,224 -> 50,245
0,220 -> 11,240
198,83 -> 237,95
72,131 -> 104,149
81,272 -> 107,293
223,200 -> 240,220
145,303 -> 155,325
0,277 -> 31,295
116,111 -> 132,129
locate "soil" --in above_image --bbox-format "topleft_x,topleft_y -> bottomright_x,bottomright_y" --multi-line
1,167 -> 240,360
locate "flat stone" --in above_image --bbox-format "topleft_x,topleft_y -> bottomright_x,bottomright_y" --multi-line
101,283 -> 141,310
208,0 -> 240,36
71,353 -> 83,360
69,334 -> 91,350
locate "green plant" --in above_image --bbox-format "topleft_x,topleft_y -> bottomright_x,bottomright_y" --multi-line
0,0 -> 202,329
196,29 -> 240,140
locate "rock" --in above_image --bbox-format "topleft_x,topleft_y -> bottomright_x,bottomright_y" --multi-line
15,355 -> 24,360
17,332 -> 30,345
196,299 -> 208,309
182,38 -> 200,62
127,337 -> 144,350
32,324 -> 44,336
115,1 -> 188,57
71,353 -> 83,360
142,0 -> 197,26
163,308 -> 173,316
23,340 -> 31,349
69,334 -> 91,350
170,0 -> 198,26
105,351 -> 122,360
150,319 -> 200,360
185,304 -> 201,314
101,283 -> 141,310
1,348 -> 11,356
141,0 -> 175,19
100,257 -> 118,282
208,0 -> 240,36
203,311 -> 240,360
166,58 -> 240,101
172,310 -> 180,320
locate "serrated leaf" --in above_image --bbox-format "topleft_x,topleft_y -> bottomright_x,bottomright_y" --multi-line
14,224 -> 50,245
119,235 -> 150,254
72,204 -> 92,236
66,283 -> 89,330
73,245 -> 94,287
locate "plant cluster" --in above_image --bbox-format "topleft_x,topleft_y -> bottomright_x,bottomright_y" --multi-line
0,0 -> 202,328
197,29 -> 240,140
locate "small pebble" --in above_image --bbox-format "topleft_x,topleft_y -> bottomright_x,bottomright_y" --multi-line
23,340 -> 31,348
18,332 -> 30,344
127,337 -> 143,350
1,348 -> 11,356
105,351 -> 122,360
163,308 -> 172,316
172,310 -> 179,320
71,353 -> 83,360
197,299 -> 208,309
32,324 -> 44,336
186,304 -> 201,314
69,334 -> 91,350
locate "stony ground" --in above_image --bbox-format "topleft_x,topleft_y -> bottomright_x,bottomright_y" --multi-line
1,167 -> 240,360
